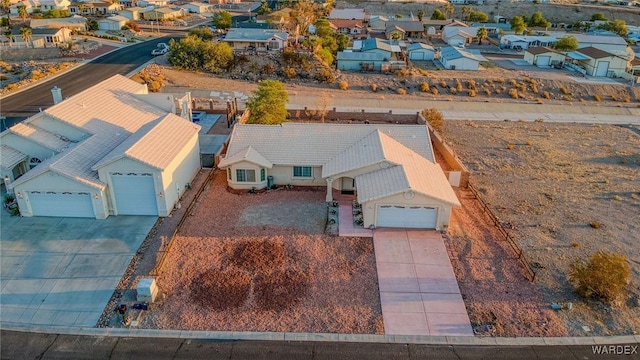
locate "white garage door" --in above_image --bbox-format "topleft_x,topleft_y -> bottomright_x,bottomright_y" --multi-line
29,191 -> 94,218
111,173 -> 158,216
377,205 -> 437,229
409,52 -> 425,60
595,61 -> 609,77
536,56 -> 551,67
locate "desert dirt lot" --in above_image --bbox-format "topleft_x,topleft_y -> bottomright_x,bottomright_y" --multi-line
139,171 -> 384,334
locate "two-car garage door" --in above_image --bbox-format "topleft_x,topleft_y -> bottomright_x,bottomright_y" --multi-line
29,192 -> 94,217
377,205 -> 437,229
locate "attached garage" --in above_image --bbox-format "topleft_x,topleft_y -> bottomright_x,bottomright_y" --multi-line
595,61 -> 609,77
376,205 -> 437,229
111,173 -> 158,215
536,55 -> 551,67
29,191 -> 94,217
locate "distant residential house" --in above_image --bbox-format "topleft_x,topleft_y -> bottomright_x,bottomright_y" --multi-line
328,19 -> 364,36
567,46 -> 629,77
367,15 -> 388,31
439,46 -> 486,70
360,38 -> 399,61
336,51 -> 385,71
385,21 -> 424,40
442,27 -> 477,46
629,57 -> 640,76
30,27 -> 72,45
69,0 -> 123,15
10,0 -> 70,14
500,35 -> 557,50
523,46 -> 565,67
142,6 -> 184,20
541,31 -> 628,56
425,19 -> 467,31
98,14 -> 129,31
138,0 -> 170,6
406,43 -> 436,61
30,16 -> 87,31
181,2 -> 209,14
470,22 -> 511,33
328,8 -> 365,21
222,28 -> 288,52
119,6 -> 144,20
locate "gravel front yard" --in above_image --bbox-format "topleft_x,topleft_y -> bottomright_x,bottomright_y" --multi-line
140,171 -> 383,333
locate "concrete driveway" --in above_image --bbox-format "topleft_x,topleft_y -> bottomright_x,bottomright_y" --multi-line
0,209 -> 156,328
374,229 -> 473,336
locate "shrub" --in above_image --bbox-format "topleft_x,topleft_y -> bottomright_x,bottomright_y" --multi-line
338,80 -> 349,90
431,87 -> 439,96
419,82 -> 430,92
542,91 -> 551,99
396,87 -> 406,95
592,94 -> 601,101
508,88 -> 519,99
371,83 -> 378,92
314,68 -> 335,83
284,67 -> 296,79
467,80 -> 476,90
531,84 -> 539,94
455,80 -> 463,92
495,89 -> 502,95
560,86 -> 568,94
422,108 -> 444,132
509,79 -> 517,86
439,80 -> 447,88
568,251 -> 629,302
261,63 -> 275,75
148,80 -> 162,92
506,144 -> 515,150
468,89 -> 477,97
449,87 -> 457,95
484,88 -> 491,96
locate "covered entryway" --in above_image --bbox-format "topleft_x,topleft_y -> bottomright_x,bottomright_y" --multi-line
341,177 -> 355,194
377,205 -> 437,229
595,61 -> 609,77
111,173 -> 158,215
536,55 -> 551,67
29,191 -> 94,217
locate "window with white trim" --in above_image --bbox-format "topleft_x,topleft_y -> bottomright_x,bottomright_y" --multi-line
293,166 -> 312,178
236,169 -> 256,182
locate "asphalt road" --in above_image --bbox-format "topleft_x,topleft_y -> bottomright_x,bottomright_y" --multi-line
0,34 -> 181,131
1,331 -> 638,360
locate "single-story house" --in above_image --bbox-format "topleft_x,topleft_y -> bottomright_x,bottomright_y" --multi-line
328,19 -> 364,36
442,27 -> 476,46
359,38 -> 399,61
406,42 -> 436,60
223,28 -> 288,52
424,19 -> 467,31
499,35 -> 557,50
138,0 -> 170,6
439,46 -> 486,70
329,8 -> 365,21
181,2 -> 210,14
1,75 -> 202,219
119,6 -> 145,21
385,21 -> 424,40
572,46 -> 629,77
543,31 -> 629,55
68,0 -> 123,15
30,27 -> 72,45
30,16 -> 87,31
367,15 -> 389,31
98,15 -> 129,31
523,46 -> 565,67
142,7 -> 184,21
218,124 -> 460,230
337,51 -> 385,71
10,0 -> 70,14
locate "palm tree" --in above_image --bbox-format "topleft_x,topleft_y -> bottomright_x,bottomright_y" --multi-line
443,2 -> 454,20
460,6 -> 470,21
476,27 -> 488,45
416,9 -> 425,22
78,3 -> 86,15
20,26 -> 31,47
17,4 -> 27,23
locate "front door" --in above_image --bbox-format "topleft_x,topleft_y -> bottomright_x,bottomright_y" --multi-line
341,177 -> 355,194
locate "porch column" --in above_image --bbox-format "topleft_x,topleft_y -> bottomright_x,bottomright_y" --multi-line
325,178 -> 333,202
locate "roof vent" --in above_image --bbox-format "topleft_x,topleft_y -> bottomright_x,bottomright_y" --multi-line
51,86 -> 63,104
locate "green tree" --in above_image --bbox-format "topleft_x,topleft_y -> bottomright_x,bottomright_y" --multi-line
43,9 -> 71,18
212,10 -> 232,30
314,18 -> 332,38
443,3 -> 454,19
334,32 -> 349,51
598,19 -> 628,37
476,27 -> 488,45
246,80 -> 289,125
527,11 -> 550,28
17,4 -> 27,23
203,42 -> 233,72
1,0 -> 10,14
257,1 -> 271,15
19,26 -> 31,46
86,18 -> 98,31
189,27 -> 214,40
468,10 -> 488,22
553,35 -> 578,51
590,13 -> 607,21
430,9 -> 446,20
316,47 -> 334,65
460,5 -> 471,21
168,35 -> 233,73
416,9 -> 425,21
510,16 -> 526,34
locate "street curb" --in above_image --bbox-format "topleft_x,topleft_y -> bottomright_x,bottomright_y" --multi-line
1,323 -> 638,346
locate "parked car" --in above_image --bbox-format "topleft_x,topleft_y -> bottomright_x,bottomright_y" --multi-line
151,47 -> 168,56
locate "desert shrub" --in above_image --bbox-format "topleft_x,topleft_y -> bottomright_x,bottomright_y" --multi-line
439,80 -> 447,88
611,94 -> 617,101
0,61 -> 11,72
449,87 -> 457,95
506,144 -> 515,150
593,94 -> 601,101
284,67 -> 296,79
314,68 -> 335,83
468,89 -> 477,97
419,82 -> 430,92
467,80 -> 476,90
422,108 -> 445,132
531,84 -> 539,94
560,86 -> 568,94
30,70 -> 45,81
371,83 -> 378,92
484,88 -> 491,96
536,99 -> 544,104
562,95 -> 572,101
568,251 -> 629,302
508,88 -> 519,99
0,74 -> 6,81
509,79 -> 517,86
148,80 -> 162,92
190,268 -> 252,310
542,91 -> 551,99
623,96 -> 630,103
431,87 -> 439,96
455,80 -> 463,92
495,89 -> 502,95
6,83 -> 18,91
261,63 -> 275,75
396,87 -> 406,95
338,80 -> 349,90
393,68 -> 410,77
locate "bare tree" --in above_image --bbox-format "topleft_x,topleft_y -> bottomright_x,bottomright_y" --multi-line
315,91 -> 332,123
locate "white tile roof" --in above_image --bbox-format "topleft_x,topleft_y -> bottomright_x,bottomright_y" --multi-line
218,146 -> 273,169
9,122 -> 70,151
0,145 -> 28,169
222,123 -> 458,205
9,75 -> 199,190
